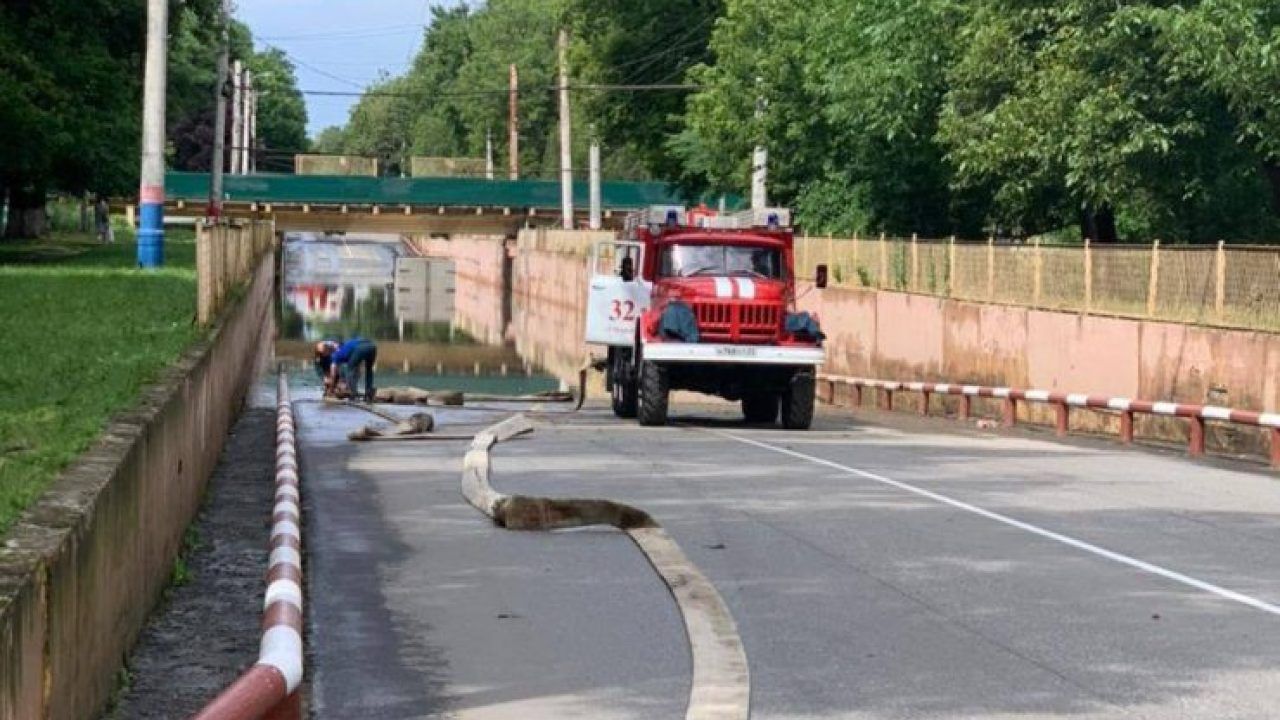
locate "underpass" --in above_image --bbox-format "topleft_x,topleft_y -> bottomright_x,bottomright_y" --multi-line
297,391 -> 1280,719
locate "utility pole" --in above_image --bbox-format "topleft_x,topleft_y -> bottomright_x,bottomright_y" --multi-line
508,64 -> 519,180
137,0 -> 168,267
751,80 -> 768,211
558,29 -> 573,229
248,76 -> 257,173
240,70 -> 253,175
208,0 -> 230,219
589,127 -> 602,231
485,129 -> 494,180
230,60 -> 243,175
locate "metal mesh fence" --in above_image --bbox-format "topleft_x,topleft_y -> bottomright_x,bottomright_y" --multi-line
1223,248 -> 1280,328
792,235 -> 1280,332
1158,247 -> 1217,324
951,242 -> 990,301
1039,245 -> 1086,310
1091,245 -> 1152,317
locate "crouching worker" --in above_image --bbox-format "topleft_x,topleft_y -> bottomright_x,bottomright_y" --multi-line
337,337 -> 379,403
313,340 -> 344,397
315,337 -> 378,401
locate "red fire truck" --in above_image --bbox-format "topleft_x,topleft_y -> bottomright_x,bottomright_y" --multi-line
586,206 -> 828,428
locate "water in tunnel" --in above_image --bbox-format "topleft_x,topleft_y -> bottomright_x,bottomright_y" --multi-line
275,232 -> 560,396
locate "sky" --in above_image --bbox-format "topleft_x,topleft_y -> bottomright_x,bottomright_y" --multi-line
236,0 -> 464,137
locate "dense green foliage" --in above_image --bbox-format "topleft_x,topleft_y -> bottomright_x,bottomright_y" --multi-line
319,0 -> 1279,241
7,0 -> 1276,241
0,232 -> 198,534
1,1 -> 308,237
675,0 -> 1280,240
319,0 -> 723,181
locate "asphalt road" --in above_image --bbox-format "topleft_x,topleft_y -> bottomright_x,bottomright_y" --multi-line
297,391 -> 1280,719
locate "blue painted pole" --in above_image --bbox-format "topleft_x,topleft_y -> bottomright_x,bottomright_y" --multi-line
137,0 -> 168,268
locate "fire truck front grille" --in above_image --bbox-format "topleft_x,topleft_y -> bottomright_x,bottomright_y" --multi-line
692,302 -> 780,344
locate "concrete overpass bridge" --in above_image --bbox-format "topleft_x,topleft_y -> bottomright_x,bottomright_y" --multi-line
162,171 -> 730,235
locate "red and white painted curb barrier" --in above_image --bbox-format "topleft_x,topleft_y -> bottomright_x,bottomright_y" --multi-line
819,373 -> 1280,467
193,374 -> 304,720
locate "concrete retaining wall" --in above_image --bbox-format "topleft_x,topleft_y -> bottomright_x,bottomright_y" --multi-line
801,285 -> 1280,452
0,252 -> 276,720
413,236 -> 509,346
413,230 -> 1280,452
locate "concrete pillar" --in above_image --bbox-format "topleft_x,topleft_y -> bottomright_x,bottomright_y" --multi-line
751,146 -> 768,210
558,29 -> 573,230
589,138 -> 602,231
136,0 -> 168,268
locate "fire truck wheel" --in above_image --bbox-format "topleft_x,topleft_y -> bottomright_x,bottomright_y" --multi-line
742,393 -> 780,424
781,370 -> 815,430
611,353 -> 638,418
637,360 -> 669,426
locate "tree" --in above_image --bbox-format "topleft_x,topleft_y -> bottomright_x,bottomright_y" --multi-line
939,0 -> 1279,241
312,126 -> 348,154
570,0 -> 723,179
672,0 -> 982,236
1153,1 -> 1280,215
247,48 -> 309,171
0,0 -> 149,238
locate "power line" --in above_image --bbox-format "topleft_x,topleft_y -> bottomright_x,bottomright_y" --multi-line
298,83 -> 701,99
265,44 -> 380,90
301,88 -> 527,99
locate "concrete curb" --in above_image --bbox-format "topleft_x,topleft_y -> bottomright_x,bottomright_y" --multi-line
460,415 -> 750,720
192,373 -> 304,720
821,373 -> 1280,466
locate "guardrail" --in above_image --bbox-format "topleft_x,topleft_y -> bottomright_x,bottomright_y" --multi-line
192,373 -> 304,719
819,374 -> 1280,468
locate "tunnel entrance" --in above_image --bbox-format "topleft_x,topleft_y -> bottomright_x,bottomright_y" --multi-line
275,232 -> 559,396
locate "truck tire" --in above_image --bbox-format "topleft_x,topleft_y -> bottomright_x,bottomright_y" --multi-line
610,349 -> 638,418
637,359 -> 669,426
781,370 -> 815,430
742,393 -> 779,424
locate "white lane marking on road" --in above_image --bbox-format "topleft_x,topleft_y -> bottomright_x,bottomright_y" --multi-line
708,429 -> 1280,617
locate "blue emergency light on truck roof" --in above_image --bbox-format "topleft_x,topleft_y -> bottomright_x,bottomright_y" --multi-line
625,205 -> 793,231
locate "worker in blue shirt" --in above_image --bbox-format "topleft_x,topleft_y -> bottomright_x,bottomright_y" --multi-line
328,337 -> 379,402
313,340 -> 342,396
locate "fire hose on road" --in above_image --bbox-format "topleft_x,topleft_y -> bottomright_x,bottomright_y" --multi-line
461,415 -> 750,720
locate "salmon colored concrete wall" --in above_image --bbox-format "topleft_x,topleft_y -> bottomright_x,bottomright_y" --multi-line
0,253 -> 275,720
423,232 -> 1280,453
415,237 -> 509,346
511,248 -> 592,382
802,284 -> 1280,451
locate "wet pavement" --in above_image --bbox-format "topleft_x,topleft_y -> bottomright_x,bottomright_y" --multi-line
296,389 -> 1280,719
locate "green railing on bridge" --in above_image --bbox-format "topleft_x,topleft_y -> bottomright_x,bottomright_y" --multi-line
166,171 -> 743,211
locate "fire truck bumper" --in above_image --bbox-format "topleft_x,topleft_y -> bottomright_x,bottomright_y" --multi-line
642,342 -> 825,365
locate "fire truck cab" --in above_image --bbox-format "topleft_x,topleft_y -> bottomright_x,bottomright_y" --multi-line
585,205 -> 827,428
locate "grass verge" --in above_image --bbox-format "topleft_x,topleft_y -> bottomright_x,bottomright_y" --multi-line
0,229 -> 199,534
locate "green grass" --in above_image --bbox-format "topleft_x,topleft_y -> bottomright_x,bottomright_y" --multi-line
0,228 -> 199,534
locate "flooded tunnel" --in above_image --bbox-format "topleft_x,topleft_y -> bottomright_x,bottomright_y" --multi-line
275,232 -> 563,398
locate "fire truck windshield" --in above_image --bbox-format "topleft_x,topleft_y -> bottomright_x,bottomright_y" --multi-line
659,244 -> 783,279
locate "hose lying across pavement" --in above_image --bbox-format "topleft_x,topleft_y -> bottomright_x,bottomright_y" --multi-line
461,415 -> 750,720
